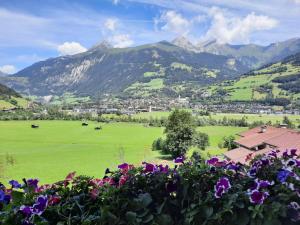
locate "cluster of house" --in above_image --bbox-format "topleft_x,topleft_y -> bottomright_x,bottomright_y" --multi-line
224,125 -> 300,164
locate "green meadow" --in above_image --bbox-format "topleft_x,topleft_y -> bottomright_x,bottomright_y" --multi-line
0,120 -> 246,183
134,111 -> 300,127
0,121 -> 163,183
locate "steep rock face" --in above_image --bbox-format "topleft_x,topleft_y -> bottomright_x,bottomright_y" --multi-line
1,41 -> 248,97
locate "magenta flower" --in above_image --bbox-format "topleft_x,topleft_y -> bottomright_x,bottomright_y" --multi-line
249,190 -> 269,205
158,164 -> 169,173
142,162 -> 156,172
214,177 -> 231,198
118,163 -> 129,170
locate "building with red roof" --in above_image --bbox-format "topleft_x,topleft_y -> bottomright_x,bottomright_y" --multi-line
223,125 -> 300,164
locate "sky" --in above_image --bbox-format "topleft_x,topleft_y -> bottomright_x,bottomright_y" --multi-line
0,0 -> 300,73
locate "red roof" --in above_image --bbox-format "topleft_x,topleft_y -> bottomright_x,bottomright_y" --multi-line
224,126 -> 300,164
236,126 -> 296,149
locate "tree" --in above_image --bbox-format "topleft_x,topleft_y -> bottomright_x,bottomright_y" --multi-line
164,109 -> 196,158
282,116 -> 295,128
222,135 -> 237,150
193,132 -> 209,150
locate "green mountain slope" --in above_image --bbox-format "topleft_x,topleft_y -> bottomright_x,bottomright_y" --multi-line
207,53 -> 300,104
0,83 -> 28,110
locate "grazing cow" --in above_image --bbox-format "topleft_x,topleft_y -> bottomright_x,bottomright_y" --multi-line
95,126 -> 102,130
82,122 -> 88,126
31,124 -> 39,128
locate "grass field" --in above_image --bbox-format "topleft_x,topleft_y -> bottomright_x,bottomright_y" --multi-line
194,126 -> 247,156
0,120 -> 247,183
134,111 -> 300,127
0,121 -> 163,183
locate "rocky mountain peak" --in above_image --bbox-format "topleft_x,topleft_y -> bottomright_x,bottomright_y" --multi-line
89,40 -> 113,51
172,36 -> 196,51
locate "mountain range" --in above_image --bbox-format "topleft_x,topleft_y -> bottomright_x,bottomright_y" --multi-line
173,37 -> 300,68
1,37 -> 300,100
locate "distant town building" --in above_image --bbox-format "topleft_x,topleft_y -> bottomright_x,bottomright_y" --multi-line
224,125 -> 300,164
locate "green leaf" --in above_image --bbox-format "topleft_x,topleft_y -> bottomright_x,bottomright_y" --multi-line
139,193 -> 153,208
204,207 -> 213,218
11,191 -> 24,205
126,211 -> 137,223
156,214 -> 173,225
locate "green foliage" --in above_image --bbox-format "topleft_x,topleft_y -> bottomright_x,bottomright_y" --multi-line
1,153 -> 300,225
193,132 -> 209,150
220,135 -> 238,150
164,110 -> 196,158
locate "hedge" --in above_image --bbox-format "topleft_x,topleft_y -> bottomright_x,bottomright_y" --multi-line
0,149 -> 300,225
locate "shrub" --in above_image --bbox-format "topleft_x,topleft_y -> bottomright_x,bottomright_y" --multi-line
0,150 -> 300,225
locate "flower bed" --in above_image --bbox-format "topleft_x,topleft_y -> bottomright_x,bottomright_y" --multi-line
0,149 -> 300,225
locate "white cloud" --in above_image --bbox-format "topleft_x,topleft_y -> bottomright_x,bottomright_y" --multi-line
104,18 -> 119,31
204,8 -> 278,44
0,65 -> 17,74
112,0 -> 120,5
57,42 -> 87,56
111,34 -> 134,48
291,0 -> 300,3
156,10 -> 191,35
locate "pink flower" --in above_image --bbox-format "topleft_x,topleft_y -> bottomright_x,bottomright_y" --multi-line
90,189 -> 99,200
64,171 -> 76,187
119,175 -> 128,186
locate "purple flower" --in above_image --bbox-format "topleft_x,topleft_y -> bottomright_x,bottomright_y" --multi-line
142,162 -> 156,173
206,157 -> 219,166
20,205 -> 33,217
215,185 -> 226,199
225,163 -> 240,172
118,163 -> 128,170
166,181 -> 177,193
0,190 -> 10,205
288,202 -> 300,222
9,180 -> 22,189
32,195 -> 48,216
158,164 -> 169,173
174,156 -> 185,164
267,150 -> 278,158
27,179 -> 39,190
277,169 -> 291,183
0,190 -> 5,201
260,157 -> 271,166
252,179 -> 273,190
291,149 -> 298,157
249,190 -> 269,205
286,159 -> 297,167
214,177 -> 231,199
283,149 -> 298,158
248,166 -> 258,177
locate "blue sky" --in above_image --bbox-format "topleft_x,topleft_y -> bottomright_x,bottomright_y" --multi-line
0,0 -> 300,73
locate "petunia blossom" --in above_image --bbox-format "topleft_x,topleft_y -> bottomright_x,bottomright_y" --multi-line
32,195 -> 48,216
9,180 -> 22,189
214,177 -> 231,198
249,190 -> 269,205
